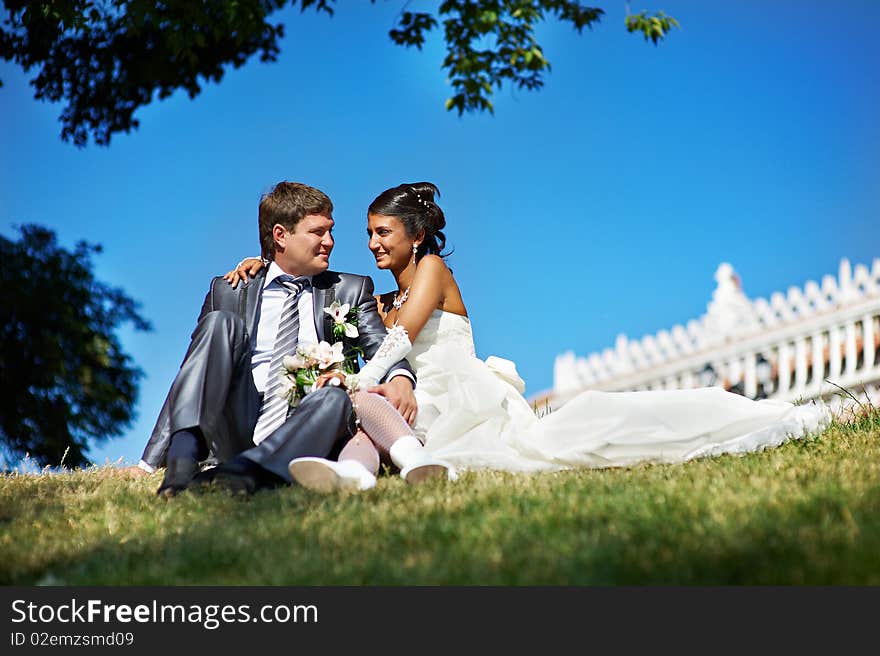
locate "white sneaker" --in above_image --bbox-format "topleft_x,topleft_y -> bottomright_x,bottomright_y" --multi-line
400,461 -> 458,485
390,435 -> 458,485
288,457 -> 377,492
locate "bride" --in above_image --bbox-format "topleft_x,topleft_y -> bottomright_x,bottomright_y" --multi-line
228,182 -> 830,475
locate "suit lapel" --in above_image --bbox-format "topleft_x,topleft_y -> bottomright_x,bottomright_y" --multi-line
312,272 -> 338,343
312,285 -> 326,342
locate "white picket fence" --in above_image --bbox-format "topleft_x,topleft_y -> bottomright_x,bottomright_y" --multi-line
550,258 -> 880,412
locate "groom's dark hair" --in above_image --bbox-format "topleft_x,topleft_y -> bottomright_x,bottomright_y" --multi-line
259,182 -> 334,261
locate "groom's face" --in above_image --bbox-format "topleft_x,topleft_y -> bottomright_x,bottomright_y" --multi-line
274,213 -> 334,276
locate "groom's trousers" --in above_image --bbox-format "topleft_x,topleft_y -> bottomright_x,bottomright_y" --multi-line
166,310 -> 356,482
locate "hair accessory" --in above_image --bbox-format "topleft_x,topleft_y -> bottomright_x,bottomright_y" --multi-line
414,192 -> 429,207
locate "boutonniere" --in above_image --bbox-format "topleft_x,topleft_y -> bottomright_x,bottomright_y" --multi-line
324,300 -> 359,339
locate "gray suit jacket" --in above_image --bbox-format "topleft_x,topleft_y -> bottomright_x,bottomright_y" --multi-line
140,268 -> 413,468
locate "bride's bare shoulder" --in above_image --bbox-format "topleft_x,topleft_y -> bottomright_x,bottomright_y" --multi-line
417,254 -> 452,278
419,254 -> 448,267
418,254 -> 467,316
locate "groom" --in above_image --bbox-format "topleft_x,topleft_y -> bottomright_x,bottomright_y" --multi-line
139,181 -> 417,495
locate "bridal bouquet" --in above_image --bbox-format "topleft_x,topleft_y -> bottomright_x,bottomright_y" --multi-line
278,301 -> 362,407
278,341 -> 360,407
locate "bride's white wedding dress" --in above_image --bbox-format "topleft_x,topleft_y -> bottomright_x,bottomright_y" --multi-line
407,309 -> 831,472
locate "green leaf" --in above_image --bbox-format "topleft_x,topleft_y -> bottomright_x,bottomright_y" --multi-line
4,0 -> 676,144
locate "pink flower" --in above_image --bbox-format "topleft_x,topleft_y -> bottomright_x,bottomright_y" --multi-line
314,340 -> 346,370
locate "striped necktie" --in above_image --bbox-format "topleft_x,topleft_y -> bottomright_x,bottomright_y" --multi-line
252,275 -> 310,445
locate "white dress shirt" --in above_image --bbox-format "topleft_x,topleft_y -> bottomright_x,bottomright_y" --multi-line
250,262 -> 318,393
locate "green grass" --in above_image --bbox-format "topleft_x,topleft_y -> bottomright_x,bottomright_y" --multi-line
2,409 -> 878,585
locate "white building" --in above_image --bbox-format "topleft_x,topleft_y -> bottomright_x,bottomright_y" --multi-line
545,258 -> 880,416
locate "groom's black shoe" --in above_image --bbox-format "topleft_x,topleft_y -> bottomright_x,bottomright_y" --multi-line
201,455 -> 286,495
156,457 -> 201,497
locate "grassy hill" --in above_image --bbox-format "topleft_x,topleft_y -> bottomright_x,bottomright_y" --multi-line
2,407 -> 878,585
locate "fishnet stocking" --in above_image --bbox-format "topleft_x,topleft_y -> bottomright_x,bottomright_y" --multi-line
337,391 -> 418,475
352,390 -> 415,451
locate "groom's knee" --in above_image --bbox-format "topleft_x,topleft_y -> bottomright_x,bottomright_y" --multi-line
301,386 -> 351,411
298,386 -> 356,433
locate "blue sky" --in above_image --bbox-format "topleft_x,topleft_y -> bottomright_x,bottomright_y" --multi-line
2,1 -> 878,467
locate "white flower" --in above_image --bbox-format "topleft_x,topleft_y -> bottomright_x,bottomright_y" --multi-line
314,340 -> 346,370
277,372 -> 296,399
324,300 -> 350,322
298,343 -> 321,367
282,353 -> 309,372
324,300 -> 359,338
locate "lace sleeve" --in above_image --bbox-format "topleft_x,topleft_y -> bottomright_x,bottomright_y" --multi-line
355,325 -> 412,389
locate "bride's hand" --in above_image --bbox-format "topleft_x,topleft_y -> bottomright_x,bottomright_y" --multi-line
369,377 -> 418,426
223,257 -> 265,288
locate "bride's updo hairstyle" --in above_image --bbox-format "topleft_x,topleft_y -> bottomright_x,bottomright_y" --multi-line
368,182 -> 450,260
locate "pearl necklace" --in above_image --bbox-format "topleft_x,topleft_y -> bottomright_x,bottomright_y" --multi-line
392,286 -> 410,310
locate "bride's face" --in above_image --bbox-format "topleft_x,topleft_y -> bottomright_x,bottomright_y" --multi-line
367,213 -> 413,271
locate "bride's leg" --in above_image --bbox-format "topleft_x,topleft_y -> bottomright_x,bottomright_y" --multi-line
288,418 -> 380,491
351,390 -> 414,453
352,391 -> 455,483
338,429 -> 381,475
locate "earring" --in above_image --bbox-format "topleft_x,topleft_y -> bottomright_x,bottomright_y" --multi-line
412,243 -> 418,264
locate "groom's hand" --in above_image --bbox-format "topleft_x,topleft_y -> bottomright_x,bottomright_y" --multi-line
369,376 -> 418,426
